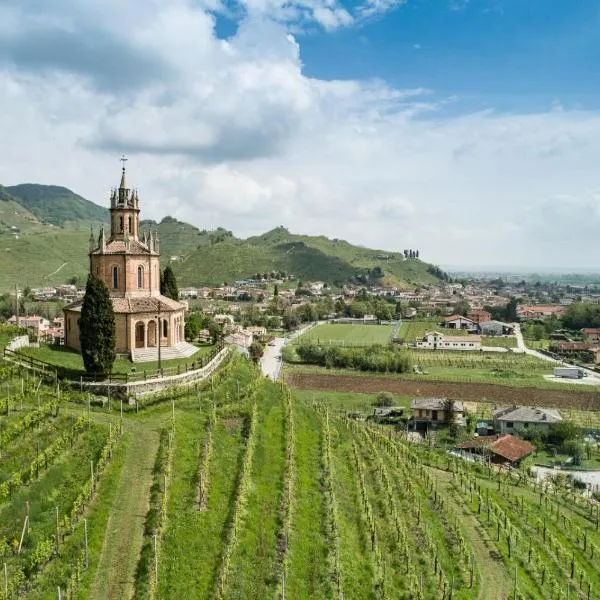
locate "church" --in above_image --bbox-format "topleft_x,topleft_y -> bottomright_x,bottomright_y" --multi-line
64,161 -> 195,362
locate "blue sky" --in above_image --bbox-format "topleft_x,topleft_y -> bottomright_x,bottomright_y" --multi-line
1,0 -> 600,269
296,0 -> 600,110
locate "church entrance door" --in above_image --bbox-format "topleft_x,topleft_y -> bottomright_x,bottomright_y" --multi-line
135,322 -> 145,348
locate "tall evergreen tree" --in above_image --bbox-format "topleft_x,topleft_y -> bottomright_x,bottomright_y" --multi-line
79,275 -> 116,375
160,265 -> 179,300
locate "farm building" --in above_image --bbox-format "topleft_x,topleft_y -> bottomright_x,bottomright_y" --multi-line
549,342 -> 600,364
411,398 -> 464,428
415,331 -> 482,351
443,315 -> 476,330
456,434 -> 535,466
492,406 -> 562,435
479,320 -> 514,336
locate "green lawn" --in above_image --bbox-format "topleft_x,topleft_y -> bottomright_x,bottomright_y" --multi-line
292,323 -> 394,347
284,346 -> 595,391
294,388 -> 411,415
481,336 -> 518,348
19,342 -> 215,376
395,319 -> 448,342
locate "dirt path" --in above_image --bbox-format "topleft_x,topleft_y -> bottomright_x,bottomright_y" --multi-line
45,261 -> 68,278
90,422 -> 159,600
432,469 -> 510,600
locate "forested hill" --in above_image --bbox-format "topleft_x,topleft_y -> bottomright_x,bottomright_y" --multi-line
4,184 -> 108,227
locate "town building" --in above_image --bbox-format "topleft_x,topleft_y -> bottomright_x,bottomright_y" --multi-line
583,328 -> 600,344
467,309 -> 491,324
63,162 -> 193,362
415,331 -> 482,351
492,406 -> 562,435
8,314 -> 50,334
517,305 -> 566,320
411,398 -> 464,428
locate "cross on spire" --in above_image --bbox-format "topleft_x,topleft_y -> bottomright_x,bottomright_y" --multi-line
119,155 -> 128,189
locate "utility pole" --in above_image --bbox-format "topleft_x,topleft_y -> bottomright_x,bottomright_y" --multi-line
15,282 -> 20,328
157,299 -> 162,374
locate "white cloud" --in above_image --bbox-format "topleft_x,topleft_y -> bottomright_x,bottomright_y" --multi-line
0,0 -> 600,269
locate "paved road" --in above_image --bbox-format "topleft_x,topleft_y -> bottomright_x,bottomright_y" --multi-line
260,337 -> 286,381
260,322 -> 320,381
514,323 -> 600,381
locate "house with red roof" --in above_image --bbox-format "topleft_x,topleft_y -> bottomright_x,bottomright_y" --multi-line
456,434 -> 535,466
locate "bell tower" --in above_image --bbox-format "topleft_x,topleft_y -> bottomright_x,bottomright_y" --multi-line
109,155 -> 140,241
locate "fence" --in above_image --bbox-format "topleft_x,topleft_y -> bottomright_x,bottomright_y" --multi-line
2,341 -> 226,384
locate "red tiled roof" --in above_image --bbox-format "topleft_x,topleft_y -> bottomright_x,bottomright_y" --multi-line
65,295 -> 184,314
457,434 -> 535,463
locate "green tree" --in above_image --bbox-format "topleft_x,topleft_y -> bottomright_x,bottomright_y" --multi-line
79,275 -> 116,375
184,312 -> 204,341
248,340 -> 264,362
160,265 -> 179,301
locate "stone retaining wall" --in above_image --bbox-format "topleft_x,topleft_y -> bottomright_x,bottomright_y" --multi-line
80,347 -> 231,398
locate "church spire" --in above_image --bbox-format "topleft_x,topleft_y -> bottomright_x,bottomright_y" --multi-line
119,154 -> 128,189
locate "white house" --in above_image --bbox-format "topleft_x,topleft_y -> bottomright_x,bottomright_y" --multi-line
492,406 -> 562,435
415,331 -> 482,351
443,315 -> 476,331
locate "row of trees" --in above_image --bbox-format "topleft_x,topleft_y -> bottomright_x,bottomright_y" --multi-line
294,343 -> 412,373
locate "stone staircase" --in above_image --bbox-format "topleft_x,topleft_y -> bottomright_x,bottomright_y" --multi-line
131,341 -> 200,363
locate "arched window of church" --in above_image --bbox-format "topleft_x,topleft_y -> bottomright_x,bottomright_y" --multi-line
137,265 -> 144,289
128,216 -> 133,233
119,216 -> 124,232
112,266 -> 119,289
163,319 -> 168,338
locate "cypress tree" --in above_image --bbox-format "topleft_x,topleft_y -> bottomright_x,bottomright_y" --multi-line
79,275 -> 116,376
160,265 -> 179,301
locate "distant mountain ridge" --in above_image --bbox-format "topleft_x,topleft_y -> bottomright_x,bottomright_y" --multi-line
0,183 -> 444,291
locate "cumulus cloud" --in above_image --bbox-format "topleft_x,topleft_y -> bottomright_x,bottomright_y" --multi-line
0,0 -> 599,269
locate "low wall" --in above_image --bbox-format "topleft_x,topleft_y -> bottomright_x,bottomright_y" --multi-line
80,347 -> 231,398
7,335 -> 30,351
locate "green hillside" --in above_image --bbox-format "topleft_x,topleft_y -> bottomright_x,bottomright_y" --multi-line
0,229 -> 90,289
0,182 -> 443,290
0,189 -> 49,236
173,226 -> 440,287
5,184 -> 108,227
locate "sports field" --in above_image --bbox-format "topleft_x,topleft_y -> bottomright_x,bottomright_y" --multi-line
293,323 -> 394,346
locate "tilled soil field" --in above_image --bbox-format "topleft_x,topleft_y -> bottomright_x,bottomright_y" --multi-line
286,372 -> 600,411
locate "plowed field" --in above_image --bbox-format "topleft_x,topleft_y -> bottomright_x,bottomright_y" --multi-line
285,372 -> 600,410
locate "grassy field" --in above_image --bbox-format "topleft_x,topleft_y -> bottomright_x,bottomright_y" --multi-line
6,351 -> 600,599
395,319 -> 458,342
292,323 -> 394,346
482,335 -> 518,348
18,342 -> 215,376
